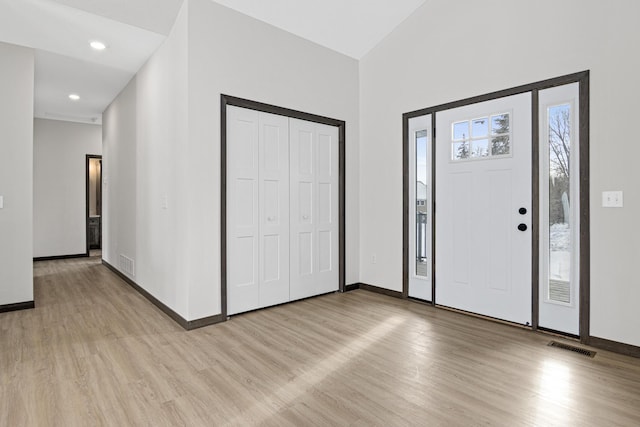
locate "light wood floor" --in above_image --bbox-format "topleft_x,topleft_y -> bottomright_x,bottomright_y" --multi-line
2,257 -> 640,426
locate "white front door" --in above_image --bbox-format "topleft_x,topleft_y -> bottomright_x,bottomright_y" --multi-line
289,118 -> 339,301
435,93 -> 532,325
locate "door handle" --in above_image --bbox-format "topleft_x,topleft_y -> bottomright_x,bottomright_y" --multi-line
517,223 -> 527,232
519,207 -> 527,215
302,214 -> 309,220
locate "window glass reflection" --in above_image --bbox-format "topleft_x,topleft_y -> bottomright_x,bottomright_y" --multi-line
416,130 -> 428,277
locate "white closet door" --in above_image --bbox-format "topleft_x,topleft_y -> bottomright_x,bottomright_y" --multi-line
289,119 -> 339,300
258,112 -> 290,308
227,106 -> 260,315
227,106 -> 290,315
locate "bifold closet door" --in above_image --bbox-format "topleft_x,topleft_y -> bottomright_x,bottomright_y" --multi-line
227,106 -> 290,315
289,118 -> 339,300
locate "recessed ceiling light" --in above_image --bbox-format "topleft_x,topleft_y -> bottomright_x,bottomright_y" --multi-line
69,94 -> 80,101
90,40 -> 107,51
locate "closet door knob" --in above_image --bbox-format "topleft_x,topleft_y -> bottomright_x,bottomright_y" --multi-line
517,223 -> 527,232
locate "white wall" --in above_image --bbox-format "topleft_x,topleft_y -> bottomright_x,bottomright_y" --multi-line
359,0 -> 640,346
135,0 -> 190,317
33,119 -> 102,258
102,77 -> 138,284
103,0 -> 359,321
103,2 -> 191,317
186,0 -> 360,319
0,42 -> 34,305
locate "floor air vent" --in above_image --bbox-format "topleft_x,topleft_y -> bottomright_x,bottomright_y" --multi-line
548,341 -> 596,358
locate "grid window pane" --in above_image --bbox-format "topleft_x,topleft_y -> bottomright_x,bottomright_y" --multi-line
491,113 -> 509,134
491,135 -> 510,155
472,118 -> 489,138
471,139 -> 489,157
453,121 -> 469,140
453,141 -> 469,160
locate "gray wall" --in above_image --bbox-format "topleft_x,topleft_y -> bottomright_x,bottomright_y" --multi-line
0,42 -> 34,306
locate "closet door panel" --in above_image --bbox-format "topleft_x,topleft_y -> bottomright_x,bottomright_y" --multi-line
290,119 -> 339,300
314,124 -> 339,294
258,112 -> 290,308
290,119 -> 315,300
227,106 -> 260,315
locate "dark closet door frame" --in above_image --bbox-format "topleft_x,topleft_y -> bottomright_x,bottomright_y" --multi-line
220,95 -> 347,318
85,154 -> 102,256
402,71 -> 590,344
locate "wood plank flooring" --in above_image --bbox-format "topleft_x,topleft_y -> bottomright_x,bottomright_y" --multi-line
1,256 -> 640,426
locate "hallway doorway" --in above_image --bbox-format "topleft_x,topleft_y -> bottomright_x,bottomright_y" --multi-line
86,155 -> 102,256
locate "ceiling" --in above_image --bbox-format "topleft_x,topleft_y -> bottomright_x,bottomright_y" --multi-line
0,0 -> 427,125
212,0 -> 428,59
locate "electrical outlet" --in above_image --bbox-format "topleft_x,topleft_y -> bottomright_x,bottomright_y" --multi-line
371,254 -> 377,264
602,191 -> 623,208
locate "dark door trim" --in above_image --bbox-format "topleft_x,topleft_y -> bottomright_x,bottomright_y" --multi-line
85,154 -> 102,256
220,95 -> 346,318
402,71 -> 590,344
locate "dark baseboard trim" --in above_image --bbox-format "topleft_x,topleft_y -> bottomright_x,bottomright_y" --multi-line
358,283 -> 404,299
343,283 -> 360,292
185,314 -> 227,330
0,300 -> 35,314
101,260 -> 226,330
589,336 -> 640,358
34,253 -> 88,262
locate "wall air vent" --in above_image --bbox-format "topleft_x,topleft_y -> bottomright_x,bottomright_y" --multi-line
119,254 -> 135,277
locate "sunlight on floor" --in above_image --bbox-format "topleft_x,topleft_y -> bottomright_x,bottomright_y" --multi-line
226,315 -> 407,424
535,359 -> 573,425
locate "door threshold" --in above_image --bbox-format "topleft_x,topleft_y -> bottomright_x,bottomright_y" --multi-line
536,326 -> 580,341
435,304 -> 533,330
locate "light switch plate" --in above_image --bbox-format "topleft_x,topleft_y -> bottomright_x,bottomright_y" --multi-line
602,191 -> 623,208
0,195 -> 3,209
